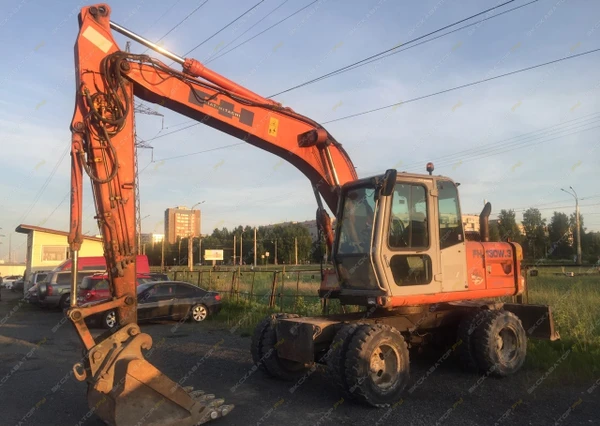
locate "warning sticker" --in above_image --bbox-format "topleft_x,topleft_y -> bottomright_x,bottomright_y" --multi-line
82,26 -> 113,53
268,117 -> 279,137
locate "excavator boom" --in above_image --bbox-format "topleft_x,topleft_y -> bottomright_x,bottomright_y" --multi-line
66,4 -> 357,425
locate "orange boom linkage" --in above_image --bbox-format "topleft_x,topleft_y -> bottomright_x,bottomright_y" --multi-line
66,4 -> 355,425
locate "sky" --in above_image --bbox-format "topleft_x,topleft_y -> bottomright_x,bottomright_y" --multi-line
0,0 -> 599,261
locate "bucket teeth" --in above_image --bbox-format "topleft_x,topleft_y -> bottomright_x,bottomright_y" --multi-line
198,394 -> 215,402
183,386 -> 194,392
208,398 -> 225,408
190,390 -> 206,398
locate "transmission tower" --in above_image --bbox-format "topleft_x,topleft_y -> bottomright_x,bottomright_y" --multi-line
133,102 -> 163,254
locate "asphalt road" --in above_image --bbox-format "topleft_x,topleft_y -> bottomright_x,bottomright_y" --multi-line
0,289 -> 598,426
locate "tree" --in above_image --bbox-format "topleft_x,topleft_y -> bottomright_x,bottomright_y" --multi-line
497,209 -> 522,243
548,212 -> 572,259
488,220 -> 500,242
521,208 -> 547,259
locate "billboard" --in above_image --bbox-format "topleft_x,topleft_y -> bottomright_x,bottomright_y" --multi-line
204,249 -> 224,261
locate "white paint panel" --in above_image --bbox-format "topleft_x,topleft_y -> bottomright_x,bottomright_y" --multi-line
82,26 -> 113,53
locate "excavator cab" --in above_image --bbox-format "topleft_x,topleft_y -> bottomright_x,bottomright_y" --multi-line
329,168 -> 521,306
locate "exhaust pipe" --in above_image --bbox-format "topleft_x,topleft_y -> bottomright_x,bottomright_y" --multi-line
479,202 -> 492,242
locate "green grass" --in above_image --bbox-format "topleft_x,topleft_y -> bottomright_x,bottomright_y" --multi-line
524,269 -> 600,381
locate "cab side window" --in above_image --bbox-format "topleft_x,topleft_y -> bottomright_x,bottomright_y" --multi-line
437,180 -> 464,249
388,184 -> 428,249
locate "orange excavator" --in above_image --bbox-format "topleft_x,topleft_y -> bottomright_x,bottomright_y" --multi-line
67,4 -> 558,425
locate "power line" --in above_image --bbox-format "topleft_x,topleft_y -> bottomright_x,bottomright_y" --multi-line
206,0 -> 319,63
205,0 -> 292,63
16,144 -> 70,226
142,1 -> 210,55
153,142 -> 245,163
182,1 -> 265,57
280,0 -> 540,95
400,112 -> 600,170
322,47 -> 600,124
402,115 -> 600,171
268,0 -> 520,98
140,0 -> 183,36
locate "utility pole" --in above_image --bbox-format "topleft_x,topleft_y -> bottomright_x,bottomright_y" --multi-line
198,235 -> 202,265
188,236 -> 194,271
188,201 -> 204,271
295,237 -> 298,266
561,187 -> 582,265
161,237 -> 165,271
233,235 -> 236,265
240,232 -> 243,266
253,227 -> 257,267
274,239 -> 278,265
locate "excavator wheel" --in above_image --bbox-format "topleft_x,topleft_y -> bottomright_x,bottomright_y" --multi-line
472,310 -> 527,377
250,316 -> 273,370
343,324 -> 409,407
326,323 -> 361,400
259,313 -> 313,381
455,309 -> 490,372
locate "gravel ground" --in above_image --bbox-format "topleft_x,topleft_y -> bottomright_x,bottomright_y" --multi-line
0,289 -> 598,426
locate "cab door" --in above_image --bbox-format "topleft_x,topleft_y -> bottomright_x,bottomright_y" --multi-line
436,180 -> 468,292
377,179 -> 442,296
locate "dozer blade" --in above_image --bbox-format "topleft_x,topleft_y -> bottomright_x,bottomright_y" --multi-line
74,324 -> 233,426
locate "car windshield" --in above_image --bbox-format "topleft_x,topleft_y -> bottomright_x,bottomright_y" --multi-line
137,283 -> 154,294
337,185 -> 377,254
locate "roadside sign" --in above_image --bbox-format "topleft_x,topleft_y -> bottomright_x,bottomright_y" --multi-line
204,249 -> 223,261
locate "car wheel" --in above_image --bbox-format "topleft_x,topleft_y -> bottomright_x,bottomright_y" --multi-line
102,310 -> 118,329
190,304 -> 208,322
59,294 -> 70,310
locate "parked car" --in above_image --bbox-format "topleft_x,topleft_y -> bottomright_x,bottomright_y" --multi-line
84,281 -> 221,329
77,273 -> 160,305
52,255 -> 150,273
31,270 -> 103,309
1,275 -> 23,289
11,279 -> 25,293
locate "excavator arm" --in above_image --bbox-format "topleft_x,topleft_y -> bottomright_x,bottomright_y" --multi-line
66,4 -> 357,425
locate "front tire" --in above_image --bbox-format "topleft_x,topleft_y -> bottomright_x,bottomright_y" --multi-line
455,310 -> 490,372
472,310 -> 527,377
326,323 -> 361,399
190,304 -> 208,322
344,324 -> 409,407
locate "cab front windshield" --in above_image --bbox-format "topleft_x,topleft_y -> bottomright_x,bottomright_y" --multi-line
337,186 -> 376,254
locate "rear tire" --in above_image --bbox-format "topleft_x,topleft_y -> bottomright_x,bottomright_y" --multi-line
455,310 -> 490,372
59,294 -> 70,310
326,323 -> 361,399
472,310 -> 527,377
189,304 -> 208,322
260,313 -> 312,381
344,324 -> 409,407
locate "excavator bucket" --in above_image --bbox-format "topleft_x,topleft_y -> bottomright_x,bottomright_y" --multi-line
73,323 -> 232,425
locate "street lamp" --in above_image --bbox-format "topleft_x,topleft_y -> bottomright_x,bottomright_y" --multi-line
561,186 -> 581,265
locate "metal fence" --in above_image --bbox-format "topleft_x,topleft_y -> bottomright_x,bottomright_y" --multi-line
170,267 -> 324,312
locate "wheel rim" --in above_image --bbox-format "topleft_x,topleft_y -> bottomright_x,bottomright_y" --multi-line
105,311 -> 116,328
193,305 -> 207,321
369,344 -> 401,392
497,326 -> 518,363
